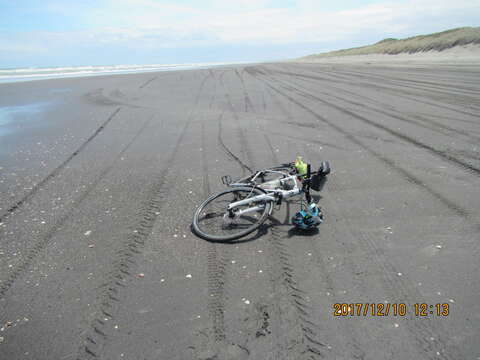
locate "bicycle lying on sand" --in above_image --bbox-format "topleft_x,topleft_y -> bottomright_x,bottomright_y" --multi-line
192,159 -> 331,241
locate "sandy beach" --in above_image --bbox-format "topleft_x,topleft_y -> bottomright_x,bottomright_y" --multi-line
1,60 -> 480,359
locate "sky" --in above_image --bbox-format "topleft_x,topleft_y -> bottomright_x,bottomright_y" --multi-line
0,0 -> 479,68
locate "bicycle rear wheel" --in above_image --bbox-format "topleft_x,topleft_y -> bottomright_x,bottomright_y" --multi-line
192,186 -> 271,241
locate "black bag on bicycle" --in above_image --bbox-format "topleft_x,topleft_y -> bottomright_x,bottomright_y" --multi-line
310,161 -> 330,191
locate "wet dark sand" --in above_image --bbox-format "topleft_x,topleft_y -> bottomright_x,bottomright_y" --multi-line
0,63 -> 479,360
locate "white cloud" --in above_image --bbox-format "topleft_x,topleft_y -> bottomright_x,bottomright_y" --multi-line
2,0 -> 479,57
74,0 -> 480,44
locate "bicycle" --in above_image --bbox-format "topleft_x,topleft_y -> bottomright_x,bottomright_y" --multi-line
192,160 -> 331,241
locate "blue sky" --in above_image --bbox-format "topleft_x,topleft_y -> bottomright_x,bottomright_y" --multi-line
0,0 -> 478,68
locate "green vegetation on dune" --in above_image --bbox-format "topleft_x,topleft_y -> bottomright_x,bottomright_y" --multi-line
301,27 -> 480,59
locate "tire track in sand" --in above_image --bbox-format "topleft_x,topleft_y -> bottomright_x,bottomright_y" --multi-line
226,74 -> 256,172
280,66 -> 480,120
254,70 -> 467,360
260,71 -> 473,219
78,71 -> 212,359
263,69 -> 480,179
268,216 -> 327,359
248,98 -> 327,359
217,111 -> 254,174
0,116 -> 150,299
218,71 -> 255,175
201,76 -> 230,344
139,76 -> 157,89
253,65 -> 407,358
0,107 -> 121,224
235,68 -> 256,113
287,72 -> 480,144
202,122 -> 227,342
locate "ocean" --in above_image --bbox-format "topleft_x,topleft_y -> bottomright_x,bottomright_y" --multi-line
0,62 -> 243,83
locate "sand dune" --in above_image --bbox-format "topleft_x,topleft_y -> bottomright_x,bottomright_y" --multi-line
298,27 -> 480,65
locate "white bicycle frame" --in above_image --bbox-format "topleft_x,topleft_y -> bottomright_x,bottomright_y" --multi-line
226,169 -> 302,217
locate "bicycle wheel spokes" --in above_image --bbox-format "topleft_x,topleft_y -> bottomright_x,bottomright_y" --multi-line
195,188 -> 268,240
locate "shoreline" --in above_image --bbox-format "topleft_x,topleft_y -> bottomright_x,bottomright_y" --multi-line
0,61 -> 253,84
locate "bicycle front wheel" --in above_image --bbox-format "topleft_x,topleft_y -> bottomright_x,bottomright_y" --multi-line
192,186 -> 272,241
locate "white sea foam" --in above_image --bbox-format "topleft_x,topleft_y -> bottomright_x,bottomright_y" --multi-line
0,62 -> 246,83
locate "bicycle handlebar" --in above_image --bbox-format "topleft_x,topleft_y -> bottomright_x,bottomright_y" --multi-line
226,162 -> 324,186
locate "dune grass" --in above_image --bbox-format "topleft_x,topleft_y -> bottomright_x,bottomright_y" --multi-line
301,27 -> 480,59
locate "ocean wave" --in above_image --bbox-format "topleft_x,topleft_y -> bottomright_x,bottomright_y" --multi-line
0,62 -> 244,83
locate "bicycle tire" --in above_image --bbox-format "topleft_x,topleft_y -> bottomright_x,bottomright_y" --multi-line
192,186 -> 272,241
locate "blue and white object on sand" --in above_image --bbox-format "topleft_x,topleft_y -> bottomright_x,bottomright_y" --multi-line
292,203 -> 323,230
